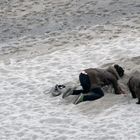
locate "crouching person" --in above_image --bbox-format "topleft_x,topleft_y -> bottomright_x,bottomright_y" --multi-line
127,73 -> 140,104
62,64 -> 125,104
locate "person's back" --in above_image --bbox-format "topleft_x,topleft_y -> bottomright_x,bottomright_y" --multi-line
84,65 -> 124,94
128,72 -> 140,104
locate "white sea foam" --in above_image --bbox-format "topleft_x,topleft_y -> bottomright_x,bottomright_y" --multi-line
0,0 -> 140,139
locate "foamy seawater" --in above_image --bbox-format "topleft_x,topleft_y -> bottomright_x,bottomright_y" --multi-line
0,0 -> 140,59
0,0 -> 140,139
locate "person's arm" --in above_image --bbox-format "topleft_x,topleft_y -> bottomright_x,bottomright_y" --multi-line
112,79 -> 121,94
109,77 -> 123,94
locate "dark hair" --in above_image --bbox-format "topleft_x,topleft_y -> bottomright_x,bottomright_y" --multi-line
114,64 -> 124,77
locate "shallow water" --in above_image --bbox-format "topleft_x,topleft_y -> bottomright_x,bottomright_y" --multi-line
0,0 -> 140,58
0,0 -> 140,139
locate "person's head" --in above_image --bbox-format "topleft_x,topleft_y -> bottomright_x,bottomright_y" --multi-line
114,64 -> 124,77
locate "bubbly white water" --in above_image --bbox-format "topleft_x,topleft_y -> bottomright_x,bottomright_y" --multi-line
0,0 -> 140,139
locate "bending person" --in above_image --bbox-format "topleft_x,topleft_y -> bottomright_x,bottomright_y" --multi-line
62,64 -> 125,104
